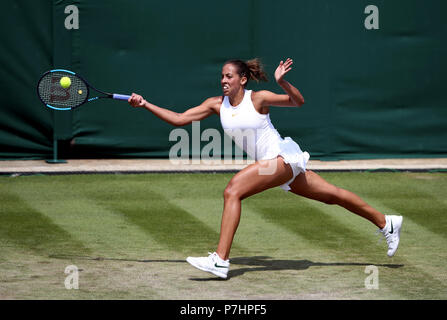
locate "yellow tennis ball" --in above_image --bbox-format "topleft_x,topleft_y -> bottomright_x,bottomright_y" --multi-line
60,76 -> 71,89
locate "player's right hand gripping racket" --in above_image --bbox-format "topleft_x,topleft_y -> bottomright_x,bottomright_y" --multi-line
37,69 -> 131,110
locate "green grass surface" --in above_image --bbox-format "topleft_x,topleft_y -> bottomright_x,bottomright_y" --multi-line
1,172 -> 446,299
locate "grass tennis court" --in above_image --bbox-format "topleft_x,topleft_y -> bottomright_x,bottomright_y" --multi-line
1,172 -> 446,299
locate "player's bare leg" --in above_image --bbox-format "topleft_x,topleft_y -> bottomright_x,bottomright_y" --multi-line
187,156 -> 294,278
289,170 -> 386,228
289,170 -> 402,257
216,157 -> 294,260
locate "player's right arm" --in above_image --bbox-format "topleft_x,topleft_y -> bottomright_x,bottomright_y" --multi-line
128,93 -> 221,126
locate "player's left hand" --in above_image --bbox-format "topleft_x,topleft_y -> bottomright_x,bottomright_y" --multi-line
274,58 -> 293,83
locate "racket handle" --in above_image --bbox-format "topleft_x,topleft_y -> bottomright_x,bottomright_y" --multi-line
112,94 -> 131,101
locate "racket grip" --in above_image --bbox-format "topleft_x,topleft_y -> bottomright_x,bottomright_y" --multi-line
112,94 -> 131,101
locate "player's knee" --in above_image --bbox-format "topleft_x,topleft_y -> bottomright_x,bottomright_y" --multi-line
223,183 -> 241,201
320,188 -> 343,205
322,195 -> 337,205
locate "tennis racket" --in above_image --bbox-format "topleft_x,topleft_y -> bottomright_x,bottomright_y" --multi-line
37,69 -> 131,110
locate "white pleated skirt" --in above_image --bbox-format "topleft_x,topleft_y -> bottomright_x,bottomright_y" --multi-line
277,137 -> 310,191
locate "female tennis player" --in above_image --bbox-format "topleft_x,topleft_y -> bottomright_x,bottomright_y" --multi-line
128,58 -> 403,279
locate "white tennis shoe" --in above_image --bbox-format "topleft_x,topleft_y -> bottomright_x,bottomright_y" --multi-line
186,252 -> 230,279
379,215 -> 403,257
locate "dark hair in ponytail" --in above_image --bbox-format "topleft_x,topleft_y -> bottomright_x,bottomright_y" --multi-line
224,58 -> 268,86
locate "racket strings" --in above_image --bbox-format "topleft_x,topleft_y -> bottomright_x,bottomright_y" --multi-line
38,72 -> 88,109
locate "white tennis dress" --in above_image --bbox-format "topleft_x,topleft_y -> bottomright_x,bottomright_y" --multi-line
220,89 -> 310,191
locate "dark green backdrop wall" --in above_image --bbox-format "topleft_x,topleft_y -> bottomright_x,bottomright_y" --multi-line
1,0 -> 446,160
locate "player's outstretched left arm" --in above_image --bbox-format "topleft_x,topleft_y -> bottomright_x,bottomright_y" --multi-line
254,58 -> 305,108
275,58 -> 305,107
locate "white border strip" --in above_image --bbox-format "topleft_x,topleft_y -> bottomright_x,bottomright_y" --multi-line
1,159 -> 447,174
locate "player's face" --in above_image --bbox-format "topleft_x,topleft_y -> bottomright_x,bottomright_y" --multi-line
221,64 -> 247,96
